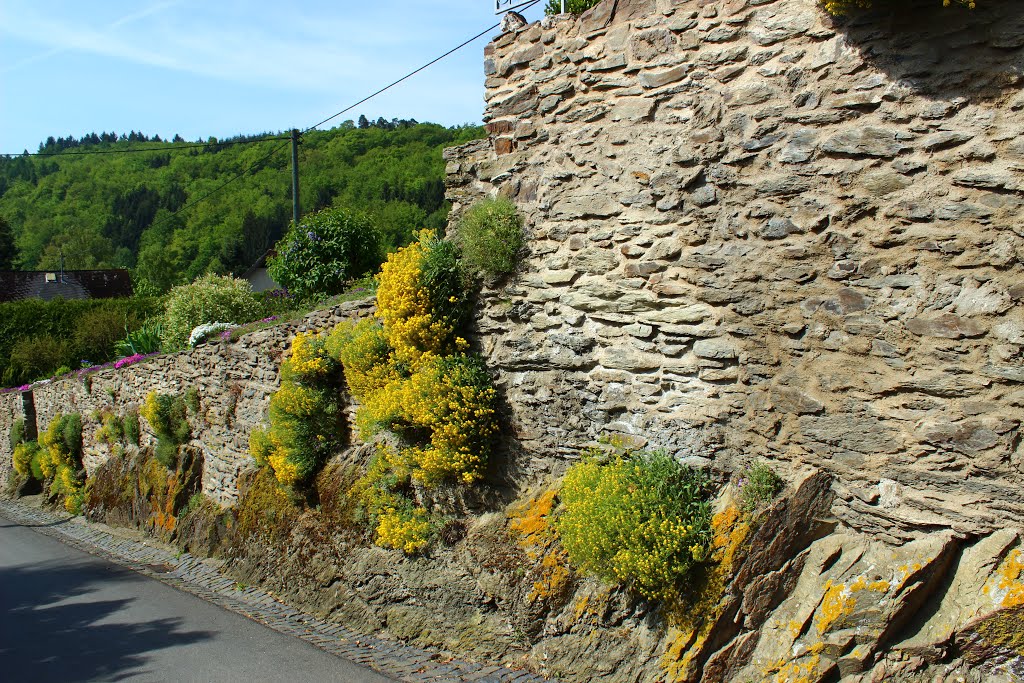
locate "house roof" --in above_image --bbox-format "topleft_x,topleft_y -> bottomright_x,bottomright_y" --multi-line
0,270 -> 134,303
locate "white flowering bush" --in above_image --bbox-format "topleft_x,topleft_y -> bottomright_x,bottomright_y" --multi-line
188,322 -> 237,348
162,274 -> 262,350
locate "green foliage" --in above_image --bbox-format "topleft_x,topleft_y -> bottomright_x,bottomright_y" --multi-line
12,440 -> 42,479
115,319 -> 163,356
545,0 -> 602,15
819,0 -> 976,14
248,332 -> 343,491
739,461 -> 784,514
9,418 -> 26,451
140,391 -> 190,468
74,307 -> 139,362
124,410 -> 141,446
455,198 -> 525,280
0,296 -> 161,386
556,450 -> 714,602
0,124 -> 485,294
268,206 -> 384,299
8,335 -> 69,384
184,386 -> 201,415
38,413 -> 86,513
420,234 -> 473,331
161,274 -> 262,350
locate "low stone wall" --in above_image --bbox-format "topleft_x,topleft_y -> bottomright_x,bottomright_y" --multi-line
446,0 -> 1024,542
5,298 -> 372,505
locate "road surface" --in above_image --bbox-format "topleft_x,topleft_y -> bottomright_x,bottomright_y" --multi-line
0,511 -> 396,682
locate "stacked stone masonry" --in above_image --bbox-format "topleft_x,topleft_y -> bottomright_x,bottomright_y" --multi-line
446,0 -> 1024,544
0,300 -> 372,505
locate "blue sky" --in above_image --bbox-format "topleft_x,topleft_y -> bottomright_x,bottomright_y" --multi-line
0,0 -> 547,153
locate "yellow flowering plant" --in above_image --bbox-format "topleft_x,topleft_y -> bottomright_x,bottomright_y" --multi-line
556,449 -> 714,603
37,413 -> 86,514
250,330 -> 343,490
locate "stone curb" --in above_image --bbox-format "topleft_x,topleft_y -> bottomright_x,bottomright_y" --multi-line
0,499 -> 552,683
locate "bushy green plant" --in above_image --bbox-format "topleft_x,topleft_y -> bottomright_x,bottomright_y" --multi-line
8,335 -> 69,383
161,274 -> 263,350
140,391 -> 191,468
249,332 -> 343,490
123,410 -> 141,446
455,198 -> 524,280
38,413 -> 85,513
545,0 -> 602,15
421,233 -> 473,330
740,461 -> 784,514
820,0 -> 975,15
556,450 -> 714,602
268,206 -> 384,299
12,440 -> 42,480
9,418 -> 25,451
74,308 -> 138,362
115,319 -> 163,357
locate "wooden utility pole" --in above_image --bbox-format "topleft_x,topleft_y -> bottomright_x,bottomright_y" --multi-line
291,129 -> 301,226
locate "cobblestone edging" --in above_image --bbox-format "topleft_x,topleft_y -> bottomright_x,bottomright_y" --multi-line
0,499 -> 551,683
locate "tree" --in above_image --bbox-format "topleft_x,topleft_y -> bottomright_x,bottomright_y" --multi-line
268,206 -> 383,299
358,115 -> 370,129
0,216 -> 16,269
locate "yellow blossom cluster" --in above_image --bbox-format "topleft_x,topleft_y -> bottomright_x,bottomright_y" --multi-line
374,232 -> 453,366
375,507 -> 432,554
39,414 -> 86,514
249,330 -> 342,489
556,451 -> 713,603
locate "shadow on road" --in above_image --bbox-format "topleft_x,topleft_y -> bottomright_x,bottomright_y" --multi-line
0,558 -> 213,681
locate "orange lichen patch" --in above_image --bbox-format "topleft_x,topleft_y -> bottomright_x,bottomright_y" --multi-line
983,549 -> 1024,609
509,489 -> 558,552
529,550 -> 571,603
661,505 -> 750,683
816,580 -> 855,635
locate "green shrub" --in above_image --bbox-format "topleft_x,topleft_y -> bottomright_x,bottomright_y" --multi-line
248,331 -> 343,490
74,307 -> 137,362
140,391 -> 191,468
556,450 -> 714,602
38,413 -> 85,513
9,418 -> 25,451
740,461 -> 784,514
184,386 -> 201,415
115,319 -> 163,356
455,198 -> 524,280
161,274 -> 263,350
819,0 -> 976,15
12,440 -> 42,479
268,206 -> 384,299
8,335 -> 70,383
0,297 -> 161,387
421,234 -> 474,330
123,410 -> 141,446
545,0 -> 602,15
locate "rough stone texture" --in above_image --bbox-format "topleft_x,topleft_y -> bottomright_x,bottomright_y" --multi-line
448,0 -> 1024,545
0,391 -> 22,486
19,299 -> 372,505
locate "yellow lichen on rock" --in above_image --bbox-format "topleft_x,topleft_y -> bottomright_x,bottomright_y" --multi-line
983,548 -> 1024,609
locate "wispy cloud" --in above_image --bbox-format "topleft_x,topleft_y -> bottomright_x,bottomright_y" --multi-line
0,0 -> 493,92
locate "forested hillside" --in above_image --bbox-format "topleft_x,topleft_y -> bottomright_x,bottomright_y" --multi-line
0,120 -> 484,293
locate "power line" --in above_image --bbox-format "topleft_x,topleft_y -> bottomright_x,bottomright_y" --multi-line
0,136 -> 291,159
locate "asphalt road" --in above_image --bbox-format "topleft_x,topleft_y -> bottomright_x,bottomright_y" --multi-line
0,512 -> 396,683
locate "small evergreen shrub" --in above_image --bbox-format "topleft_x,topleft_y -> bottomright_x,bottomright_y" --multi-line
455,198 -> 524,280
557,450 -> 714,602
123,410 -> 141,446
161,274 -> 263,350
12,440 -> 42,479
739,461 -> 784,514
139,391 -> 191,468
268,206 -> 384,299
74,307 -> 137,362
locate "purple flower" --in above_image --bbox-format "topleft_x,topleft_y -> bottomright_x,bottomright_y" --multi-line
260,316 -> 278,323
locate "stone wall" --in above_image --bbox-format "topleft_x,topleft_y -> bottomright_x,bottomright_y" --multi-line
5,299 -> 371,505
0,391 -> 23,485
447,0 -> 1024,542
